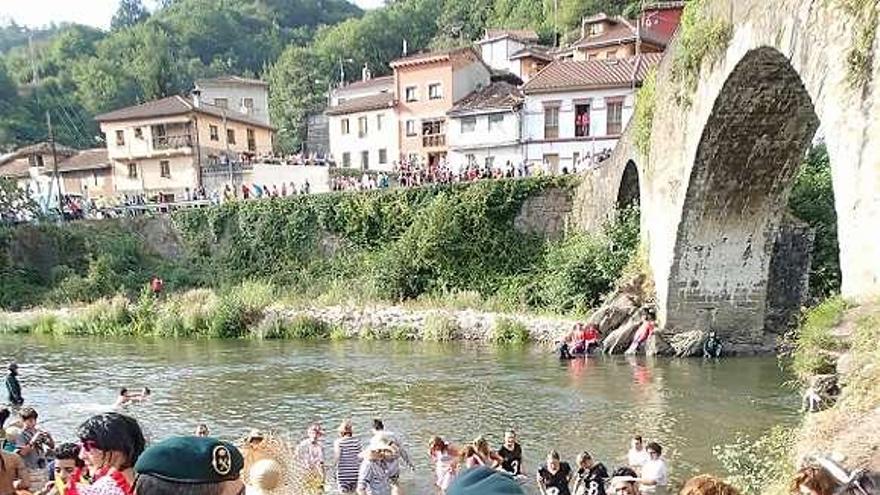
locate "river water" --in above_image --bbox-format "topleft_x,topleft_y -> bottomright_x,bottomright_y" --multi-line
2,335 -> 799,493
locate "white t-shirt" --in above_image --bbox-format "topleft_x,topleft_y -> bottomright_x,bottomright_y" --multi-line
640,458 -> 668,491
628,448 -> 650,468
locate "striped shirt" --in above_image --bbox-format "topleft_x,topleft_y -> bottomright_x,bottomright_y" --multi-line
357,459 -> 391,495
335,436 -> 362,490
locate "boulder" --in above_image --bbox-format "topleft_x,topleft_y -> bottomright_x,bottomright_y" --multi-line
646,332 -> 674,356
589,291 -> 639,334
669,330 -> 706,357
603,319 -> 641,354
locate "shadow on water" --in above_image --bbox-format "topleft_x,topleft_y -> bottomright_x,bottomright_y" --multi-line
1,334 -> 799,492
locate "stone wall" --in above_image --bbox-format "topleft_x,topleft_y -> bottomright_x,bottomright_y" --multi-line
513,187 -> 574,238
765,213 -> 814,334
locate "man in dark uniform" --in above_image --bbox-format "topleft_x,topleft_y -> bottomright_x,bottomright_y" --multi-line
5,364 -> 22,407
133,436 -> 245,495
573,451 -> 608,495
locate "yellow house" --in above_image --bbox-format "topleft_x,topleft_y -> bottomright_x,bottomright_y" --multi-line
96,94 -> 274,201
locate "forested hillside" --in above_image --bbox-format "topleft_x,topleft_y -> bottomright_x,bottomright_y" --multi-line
0,0 -> 639,153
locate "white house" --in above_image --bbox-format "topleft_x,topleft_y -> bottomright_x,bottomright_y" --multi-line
447,81 -> 523,172
475,29 -> 551,83
195,76 -> 271,126
331,74 -> 394,105
326,93 -> 398,171
521,54 -> 662,172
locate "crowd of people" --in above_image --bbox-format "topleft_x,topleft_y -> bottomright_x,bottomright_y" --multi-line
3,360 -> 876,495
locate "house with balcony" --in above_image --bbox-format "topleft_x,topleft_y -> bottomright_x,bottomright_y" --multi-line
391,47 -> 492,168
194,76 -> 271,126
95,94 -> 274,201
447,81 -> 523,172
521,54 -> 662,173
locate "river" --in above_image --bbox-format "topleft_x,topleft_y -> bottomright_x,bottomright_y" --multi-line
1,334 -> 799,493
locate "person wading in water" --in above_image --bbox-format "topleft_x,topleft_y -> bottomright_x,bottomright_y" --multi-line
5,364 -> 22,407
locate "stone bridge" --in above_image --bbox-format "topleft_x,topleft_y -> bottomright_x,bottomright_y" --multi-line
571,0 -> 879,348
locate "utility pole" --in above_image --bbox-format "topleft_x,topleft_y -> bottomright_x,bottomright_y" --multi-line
46,111 -> 62,217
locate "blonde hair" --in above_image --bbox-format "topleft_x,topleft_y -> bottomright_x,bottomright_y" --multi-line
337,419 -> 353,436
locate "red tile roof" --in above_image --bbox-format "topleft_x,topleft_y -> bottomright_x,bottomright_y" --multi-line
509,45 -> 553,61
522,54 -> 663,94
95,95 -> 273,129
57,148 -> 110,172
337,75 -> 394,92
390,46 -> 479,68
325,92 -> 394,116
449,82 -> 523,116
572,17 -> 669,49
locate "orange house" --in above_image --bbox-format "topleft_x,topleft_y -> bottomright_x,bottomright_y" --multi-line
390,47 -> 491,168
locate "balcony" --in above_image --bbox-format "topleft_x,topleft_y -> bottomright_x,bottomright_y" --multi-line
153,134 -> 193,150
422,134 -> 446,148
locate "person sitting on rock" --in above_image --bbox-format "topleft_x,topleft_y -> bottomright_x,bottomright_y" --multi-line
702,331 -> 723,358
625,312 -> 656,355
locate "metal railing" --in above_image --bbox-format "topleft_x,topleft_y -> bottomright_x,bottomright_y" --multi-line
153,134 -> 194,150
422,134 -> 446,147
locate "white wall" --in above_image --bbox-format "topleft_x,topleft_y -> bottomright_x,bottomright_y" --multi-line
448,110 -> 521,170
198,84 -> 270,126
522,87 -> 635,170
452,62 -> 492,103
478,38 -> 527,76
327,107 -> 398,171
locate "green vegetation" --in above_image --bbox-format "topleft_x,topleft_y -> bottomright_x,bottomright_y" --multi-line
788,144 -> 841,298
632,69 -> 656,159
671,0 -> 733,106
491,317 -> 530,344
713,426 -> 796,495
837,0 -> 878,88
423,314 -> 460,342
791,297 -> 847,380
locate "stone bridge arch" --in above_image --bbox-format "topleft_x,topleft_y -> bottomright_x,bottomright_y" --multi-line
573,0 -> 880,349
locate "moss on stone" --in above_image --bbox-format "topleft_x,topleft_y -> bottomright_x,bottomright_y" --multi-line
633,69 -> 657,159
671,0 -> 733,106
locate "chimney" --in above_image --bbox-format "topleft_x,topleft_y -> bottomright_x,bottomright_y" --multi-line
402,39 -> 408,56
192,89 -> 201,108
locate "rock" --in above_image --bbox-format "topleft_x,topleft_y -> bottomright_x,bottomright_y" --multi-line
836,351 -> 854,377
669,330 -> 706,357
603,319 -> 641,354
646,332 -> 674,356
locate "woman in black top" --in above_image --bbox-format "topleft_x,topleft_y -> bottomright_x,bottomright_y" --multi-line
537,450 -> 572,495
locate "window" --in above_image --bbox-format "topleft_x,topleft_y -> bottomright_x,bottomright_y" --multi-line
544,106 -> 559,139
127,163 -> 138,179
606,50 -> 617,60
543,154 -> 560,174
461,116 -> 476,133
405,86 -> 417,102
379,148 -> 387,165
573,152 -> 580,167
422,120 -> 442,135
134,127 -> 143,139
575,103 -> 591,137
209,125 -> 219,141
428,83 -> 442,100
587,53 -> 598,60
358,116 -> 368,138
341,119 -> 350,135
361,151 -> 369,170
242,97 -> 254,113
465,154 -> 476,167
226,129 -> 236,145
589,23 -> 603,36
247,128 -> 256,152
485,156 -> 495,169
116,130 -> 125,146
342,152 -> 351,167
214,98 -> 228,109
606,100 -> 623,135
376,114 -> 384,131
406,120 -> 418,137
160,160 -> 171,178
488,114 -> 504,132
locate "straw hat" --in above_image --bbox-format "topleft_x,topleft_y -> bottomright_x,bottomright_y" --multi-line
360,435 -> 396,458
239,432 -> 300,494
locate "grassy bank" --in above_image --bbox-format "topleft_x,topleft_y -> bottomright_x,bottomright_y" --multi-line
0,177 -> 640,319
714,299 -> 880,494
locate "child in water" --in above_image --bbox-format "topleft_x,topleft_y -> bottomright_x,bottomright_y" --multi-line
113,387 -> 151,409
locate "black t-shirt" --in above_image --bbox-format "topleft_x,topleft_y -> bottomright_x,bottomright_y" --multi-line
498,443 -> 523,475
576,463 -> 609,495
539,462 -> 572,495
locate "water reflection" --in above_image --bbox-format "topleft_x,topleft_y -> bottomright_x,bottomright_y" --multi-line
1,335 -> 799,493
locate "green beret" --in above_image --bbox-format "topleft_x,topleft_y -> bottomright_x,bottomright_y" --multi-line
448,467 -> 525,495
135,436 -> 243,484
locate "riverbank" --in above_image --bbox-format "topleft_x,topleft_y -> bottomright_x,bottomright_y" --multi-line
0,284 -> 580,344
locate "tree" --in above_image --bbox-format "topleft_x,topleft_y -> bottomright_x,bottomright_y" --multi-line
267,46 -> 327,152
0,178 -> 39,224
435,0 -> 494,46
111,0 -> 150,30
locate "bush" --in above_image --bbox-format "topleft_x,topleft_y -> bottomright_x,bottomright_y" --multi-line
713,426 -> 795,495
791,297 -> 848,379
281,315 -> 331,339
423,314 -> 459,342
491,317 -> 530,344
672,0 -> 733,105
